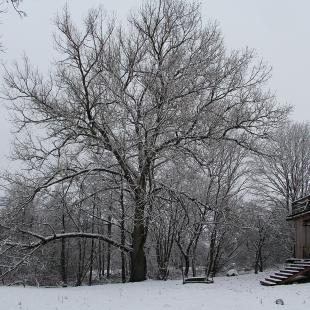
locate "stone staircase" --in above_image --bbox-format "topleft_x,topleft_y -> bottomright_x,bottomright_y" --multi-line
260,259 -> 310,286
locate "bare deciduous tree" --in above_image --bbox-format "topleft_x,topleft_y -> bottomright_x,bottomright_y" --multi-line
252,122 -> 310,211
2,0 -> 288,282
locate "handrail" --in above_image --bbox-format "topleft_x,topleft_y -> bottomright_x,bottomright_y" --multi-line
303,246 -> 310,259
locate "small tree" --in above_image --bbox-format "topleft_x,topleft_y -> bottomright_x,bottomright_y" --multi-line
252,122 -> 310,211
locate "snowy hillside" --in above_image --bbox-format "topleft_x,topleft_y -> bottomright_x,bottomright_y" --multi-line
0,273 -> 309,310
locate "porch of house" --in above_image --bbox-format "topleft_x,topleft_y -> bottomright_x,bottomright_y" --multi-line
261,194 -> 310,286
260,258 -> 310,286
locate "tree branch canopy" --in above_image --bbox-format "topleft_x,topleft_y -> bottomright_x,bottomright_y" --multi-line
0,0 -> 290,283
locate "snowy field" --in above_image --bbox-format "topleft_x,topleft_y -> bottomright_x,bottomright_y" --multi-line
0,272 -> 309,310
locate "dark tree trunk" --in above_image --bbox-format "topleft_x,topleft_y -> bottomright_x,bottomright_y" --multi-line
192,237 -> 200,277
88,238 -> 94,285
107,204 -> 112,278
98,240 -> 102,277
255,244 -> 264,273
100,223 -> 105,277
130,196 -> 147,282
206,229 -> 217,277
101,241 -> 105,277
175,240 -> 192,278
60,213 -> 67,286
184,255 -> 190,277
191,255 -> 196,277
155,211 -> 176,281
130,222 -> 146,282
121,249 -> 126,283
76,240 -> 83,286
254,236 -> 265,274
212,238 -> 223,276
120,181 -> 126,283
129,184 -> 148,282
106,242 -> 111,278
76,238 -> 87,286
156,238 -> 169,280
259,250 -> 263,272
88,202 -> 96,286
254,247 -> 260,274
254,255 -> 259,274
60,238 -> 67,286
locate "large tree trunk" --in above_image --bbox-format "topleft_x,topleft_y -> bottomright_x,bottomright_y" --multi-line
130,198 -> 147,282
130,223 -> 146,281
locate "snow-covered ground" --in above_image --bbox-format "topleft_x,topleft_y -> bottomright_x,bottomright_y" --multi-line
0,272 -> 309,310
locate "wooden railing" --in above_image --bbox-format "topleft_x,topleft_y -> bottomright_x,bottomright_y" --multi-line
292,202 -> 310,215
303,246 -> 310,259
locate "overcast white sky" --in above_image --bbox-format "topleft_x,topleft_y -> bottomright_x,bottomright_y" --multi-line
0,0 -> 310,168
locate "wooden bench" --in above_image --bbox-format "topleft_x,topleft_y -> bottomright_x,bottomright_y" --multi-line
183,276 -> 214,284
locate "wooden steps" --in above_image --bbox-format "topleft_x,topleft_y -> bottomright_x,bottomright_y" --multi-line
260,259 -> 310,286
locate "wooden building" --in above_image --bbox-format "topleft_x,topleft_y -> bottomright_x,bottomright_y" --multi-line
287,195 -> 310,259
260,195 -> 310,286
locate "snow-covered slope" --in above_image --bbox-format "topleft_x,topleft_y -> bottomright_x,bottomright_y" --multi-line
0,272 -> 309,310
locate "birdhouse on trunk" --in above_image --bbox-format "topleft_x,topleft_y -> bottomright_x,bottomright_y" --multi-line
287,195 -> 310,259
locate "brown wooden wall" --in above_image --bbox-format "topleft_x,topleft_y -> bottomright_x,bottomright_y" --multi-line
295,214 -> 310,258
